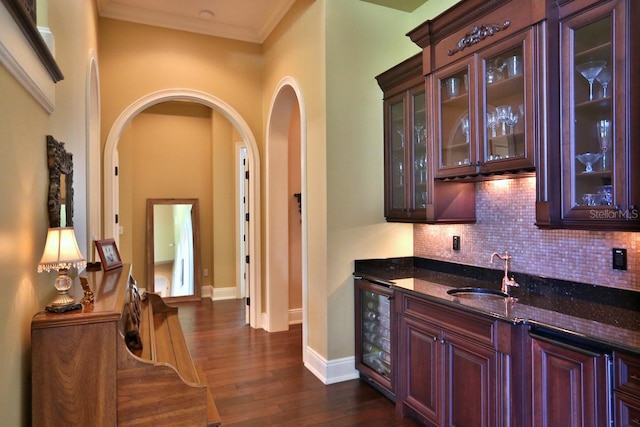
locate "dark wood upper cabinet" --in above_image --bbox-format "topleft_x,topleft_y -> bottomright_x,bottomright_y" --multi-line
536,0 -> 640,231
377,55 -> 476,223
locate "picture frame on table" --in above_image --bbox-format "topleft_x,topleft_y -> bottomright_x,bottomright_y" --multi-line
95,238 -> 123,271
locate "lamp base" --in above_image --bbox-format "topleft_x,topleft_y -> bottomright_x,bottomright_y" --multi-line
46,302 -> 82,313
46,287 -> 81,313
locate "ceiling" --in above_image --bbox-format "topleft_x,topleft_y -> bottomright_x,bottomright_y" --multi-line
96,0 -> 429,44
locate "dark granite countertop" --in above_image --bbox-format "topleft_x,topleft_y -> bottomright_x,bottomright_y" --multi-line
355,257 -> 640,355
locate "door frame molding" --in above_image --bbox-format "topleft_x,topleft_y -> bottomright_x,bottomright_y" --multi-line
103,88 -> 262,328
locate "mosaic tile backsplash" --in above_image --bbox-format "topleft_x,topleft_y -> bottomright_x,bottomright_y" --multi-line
414,177 -> 639,291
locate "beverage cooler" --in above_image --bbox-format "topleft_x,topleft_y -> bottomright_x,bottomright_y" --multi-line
354,276 -> 394,398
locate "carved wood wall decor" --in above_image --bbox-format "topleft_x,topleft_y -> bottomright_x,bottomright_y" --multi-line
447,20 -> 511,56
46,135 -> 74,227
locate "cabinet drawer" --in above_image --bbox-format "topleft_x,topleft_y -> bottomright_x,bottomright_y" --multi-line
401,293 -> 497,348
615,352 -> 640,395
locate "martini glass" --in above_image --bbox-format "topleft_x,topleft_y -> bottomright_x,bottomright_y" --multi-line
576,61 -> 606,101
595,66 -> 611,98
576,152 -> 602,173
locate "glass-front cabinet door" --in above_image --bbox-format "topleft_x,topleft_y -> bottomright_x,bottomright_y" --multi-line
434,30 -> 536,179
479,30 -> 535,173
384,83 -> 427,221
559,0 -> 639,229
387,93 -> 406,214
435,60 -> 474,176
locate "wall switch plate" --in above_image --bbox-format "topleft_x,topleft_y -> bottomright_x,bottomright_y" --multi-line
612,248 -> 627,270
453,236 -> 460,251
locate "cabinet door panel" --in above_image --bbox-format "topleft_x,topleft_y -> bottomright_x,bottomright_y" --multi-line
444,333 -> 497,427
550,0 -> 640,230
478,29 -> 536,172
400,316 -> 441,425
386,92 -> 407,215
614,393 -> 640,427
435,60 -> 474,174
531,337 -> 611,427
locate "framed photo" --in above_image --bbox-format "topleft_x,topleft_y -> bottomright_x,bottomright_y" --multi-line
95,238 -> 123,271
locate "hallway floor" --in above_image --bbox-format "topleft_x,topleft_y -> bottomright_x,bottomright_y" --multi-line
176,298 -> 422,426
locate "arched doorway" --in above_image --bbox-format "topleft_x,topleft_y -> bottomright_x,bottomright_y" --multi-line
103,88 -> 262,328
265,77 -> 308,361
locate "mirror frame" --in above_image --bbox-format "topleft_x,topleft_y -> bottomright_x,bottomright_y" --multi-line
0,0 -> 64,82
146,198 -> 202,302
46,135 -> 74,228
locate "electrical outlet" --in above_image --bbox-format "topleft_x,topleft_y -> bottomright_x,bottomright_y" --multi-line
613,248 -> 627,270
203,268 -> 209,277
453,236 -> 460,251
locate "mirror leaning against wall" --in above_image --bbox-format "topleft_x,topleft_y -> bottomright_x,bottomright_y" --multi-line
146,198 -> 202,302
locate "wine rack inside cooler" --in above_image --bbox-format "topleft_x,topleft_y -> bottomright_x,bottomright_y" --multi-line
361,290 -> 392,379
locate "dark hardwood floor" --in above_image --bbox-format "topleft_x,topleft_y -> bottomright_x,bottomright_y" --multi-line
176,298 -> 422,426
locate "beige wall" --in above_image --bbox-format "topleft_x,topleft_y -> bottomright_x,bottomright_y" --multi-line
98,19 -> 262,289
263,0 -> 329,352
288,101 -> 302,310
262,0 -> 459,359
118,103 -> 221,288
0,1 -> 99,424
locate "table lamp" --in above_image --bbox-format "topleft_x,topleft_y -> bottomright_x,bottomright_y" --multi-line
38,227 -> 86,312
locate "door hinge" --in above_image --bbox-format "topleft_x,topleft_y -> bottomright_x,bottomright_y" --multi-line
114,166 -> 118,176
115,214 -> 119,224
245,170 -> 249,179
245,255 -> 250,264
246,297 -> 250,306
245,212 -> 249,222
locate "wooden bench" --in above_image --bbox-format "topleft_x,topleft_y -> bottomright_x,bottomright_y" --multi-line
31,265 -> 221,426
118,283 -> 221,426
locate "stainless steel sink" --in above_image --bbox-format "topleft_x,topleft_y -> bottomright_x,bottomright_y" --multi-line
446,287 -> 509,299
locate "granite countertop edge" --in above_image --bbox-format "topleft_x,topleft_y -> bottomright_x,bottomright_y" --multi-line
355,257 -> 640,356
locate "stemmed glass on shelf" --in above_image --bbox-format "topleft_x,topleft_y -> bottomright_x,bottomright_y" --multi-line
495,105 -> 512,136
487,112 -> 498,138
461,116 -> 470,143
576,61 -> 606,101
597,119 -> 612,171
595,66 -> 612,98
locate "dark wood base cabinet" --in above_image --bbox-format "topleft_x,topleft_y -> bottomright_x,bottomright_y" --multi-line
394,292 -> 525,427
353,277 -> 639,427
529,332 -> 612,427
614,352 -> 640,427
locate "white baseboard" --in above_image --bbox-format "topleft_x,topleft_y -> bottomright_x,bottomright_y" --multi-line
304,346 -> 359,385
201,286 -> 237,301
289,308 -> 302,325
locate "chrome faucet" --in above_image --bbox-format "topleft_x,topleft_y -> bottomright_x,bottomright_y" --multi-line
490,251 -> 519,295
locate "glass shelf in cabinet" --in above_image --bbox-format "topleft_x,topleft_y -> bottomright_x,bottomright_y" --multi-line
485,76 -> 524,101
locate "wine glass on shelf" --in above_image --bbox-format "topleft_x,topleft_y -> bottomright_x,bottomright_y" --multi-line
595,66 -> 611,98
461,116 -> 470,143
576,61 -> 606,101
506,112 -> 519,134
414,124 -> 424,144
395,128 -> 404,148
597,119 -> 612,170
487,112 -> 498,138
495,105 -> 512,136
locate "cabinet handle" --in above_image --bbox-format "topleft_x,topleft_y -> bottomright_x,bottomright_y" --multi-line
441,339 -> 446,345
433,336 -> 438,342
